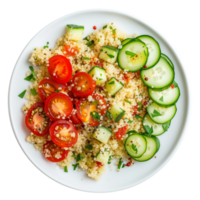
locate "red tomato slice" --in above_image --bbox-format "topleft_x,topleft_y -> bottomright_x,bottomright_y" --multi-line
115,125 -> 128,140
70,111 -> 82,124
96,161 -> 103,167
62,45 -> 79,57
50,120 -> 78,147
25,102 -> 52,136
43,141 -> 68,162
48,55 -> 72,83
76,94 -> 107,126
38,78 -> 67,102
71,72 -> 96,97
45,93 -> 73,121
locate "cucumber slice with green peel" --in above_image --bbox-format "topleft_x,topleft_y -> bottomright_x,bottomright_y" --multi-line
148,83 -> 180,107
105,77 -> 124,97
137,35 -> 161,69
135,135 -> 158,162
118,39 -> 148,72
108,104 -> 125,122
143,114 -> 171,136
99,46 -> 118,63
124,134 -> 147,158
121,38 -> 132,46
96,150 -> 109,164
141,57 -> 175,90
88,66 -> 107,85
93,126 -> 112,144
147,102 -> 177,124
161,53 -> 174,68
66,24 -> 84,41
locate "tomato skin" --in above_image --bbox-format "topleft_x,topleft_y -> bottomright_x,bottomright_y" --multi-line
63,45 -> 79,57
25,102 -> 52,136
43,141 -> 68,162
96,161 -> 103,167
38,78 -> 67,102
71,72 -> 96,97
50,120 -> 78,147
45,93 -> 73,121
70,111 -> 82,124
115,125 -> 128,140
125,160 -> 132,167
48,55 -> 72,84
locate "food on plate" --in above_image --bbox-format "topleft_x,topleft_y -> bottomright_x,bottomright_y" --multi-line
20,23 -> 180,180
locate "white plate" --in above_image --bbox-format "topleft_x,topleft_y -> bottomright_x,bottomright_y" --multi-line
8,9 -> 189,192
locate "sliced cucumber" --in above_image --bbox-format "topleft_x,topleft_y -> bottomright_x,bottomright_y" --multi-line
147,102 -> 177,124
88,66 -> 107,85
105,77 -> 124,97
93,126 -> 112,144
99,46 -> 118,63
121,38 -> 132,46
108,104 -> 125,122
96,150 -> 109,164
137,35 -> 161,69
141,57 -> 175,90
135,135 -> 158,162
161,53 -> 174,68
66,24 -> 84,41
143,114 -> 171,136
124,133 -> 147,158
148,83 -> 180,107
118,39 -> 148,72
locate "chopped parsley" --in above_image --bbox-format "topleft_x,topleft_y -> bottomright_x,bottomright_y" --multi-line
113,29 -> 116,34
159,96 -> 164,102
72,163 -> 79,170
128,120 -> 133,124
137,102 -> 142,105
91,100 -> 99,105
100,49 -> 103,51
125,99 -> 131,104
103,25 -> 107,29
85,145 -> 92,150
138,106 -> 143,111
34,48 -> 36,50
18,90 -> 26,98
30,88 -> 37,96
86,40 -> 94,47
71,155 -> 76,159
90,111 -> 101,122
107,54 -> 114,58
135,115 -> 142,120
132,144 -> 138,154
144,125 -> 153,136
25,66 -> 36,82
122,164 -> 125,168
98,38 -> 100,42
83,36 -> 88,40
139,93 -> 142,96
125,51 -> 137,58
55,89 -> 59,92
43,42 -> 49,49
108,156 -> 112,164
106,110 -> 112,120
76,154 -> 85,162
118,158 -> 123,169
151,110 -> 162,118
162,121 -> 171,132
99,78 -> 103,80
82,57 -> 90,60
64,166 -> 68,172
108,81 -> 115,84
110,26 -> 113,29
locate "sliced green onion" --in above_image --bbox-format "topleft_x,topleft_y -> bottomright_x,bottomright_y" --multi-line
30,88 -> 37,96
125,99 -> 131,104
64,166 -> 68,172
18,90 -> 26,98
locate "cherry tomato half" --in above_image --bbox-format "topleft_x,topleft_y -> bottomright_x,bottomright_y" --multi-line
50,120 -> 78,147
63,45 -> 79,57
70,111 -> 82,124
76,94 -> 107,126
71,72 -> 96,97
25,102 -> 52,136
115,125 -> 128,140
48,55 -> 72,84
38,78 -> 67,102
45,93 -> 73,121
43,141 -> 68,162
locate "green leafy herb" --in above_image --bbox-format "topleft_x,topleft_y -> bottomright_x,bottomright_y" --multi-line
86,40 -> 94,47
125,51 -> 137,58
108,156 -> 112,164
139,93 -> 142,96
118,158 -> 123,169
43,42 -> 49,49
172,81 -> 178,87
24,74 -> 35,82
76,154 -> 85,162
135,115 -> 142,120
34,48 -> 36,50
159,96 -> 164,102
107,54 -> 114,58
47,42 -> 49,45
162,121 -> 171,132
132,144 -> 138,154
100,49 -> 103,51
34,57 -> 37,60
82,57 -> 90,60
99,78 -> 103,80
138,106 -> 142,111
83,36 -> 88,40
98,38 -> 100,42
29,66 -> 36,78
122,164 -> 125,168
91,100 -> 99,105
90,111 -> 101,122
55,90 -> 60,92
106,110 -> 112,120
71,155 -> 76,159
108,125 -> 112,128
64,166 -> 68,172
85,145 -> 92,150
18,90 -> 26,98
110,26 -> 113,29
30,88 -> 37,96
72,163 -> 79,170
128,120 -> 133,124
103,25 -> 107,29
137,102 -> 142,105
125,99 -> 131,104
113,29 -> 116,34
144,125 -> 153,136
151,110 -> 162,118
108,81 -> 115,84
85,50 -> 88,52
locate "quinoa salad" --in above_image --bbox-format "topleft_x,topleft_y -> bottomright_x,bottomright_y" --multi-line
19,23 -> 180,180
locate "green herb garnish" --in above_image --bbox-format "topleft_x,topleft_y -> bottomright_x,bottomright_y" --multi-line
64,166 -> 68,172
83,36 -> 88,40
108,81 -> 115,84
122,164 -> 125,168
144,125 -> 153,136
72,163 -> 79,170
137,102 -> 142,105
29,66 -> 36,78
18,90 -> 26,98
128,120 -> 133,124
100,49 -> 103,52
99,78 -> 103,80
98,38 -> 100,42
132,144 -> 138,154
82,57 -> 90,60
138,106 -> 142,111
139,93 -> 142,96
43,42 -> 49,49
90,111 -> 101,122
135,115 -> 142,120
34,48 -> 36,50
91,100 -> 98,105
125,99 -> 131,104
172,81 -> 178,87
159,96 -> 163,102
125,51 -> 137,58
110,26 -> 113,29
107,54 -> 114,58
118,158 -> 123,169
108,156 -> 112,164
86,40 -> 94,47
24,74 -> 35,82
76,154 -> 85,162
106,110 -> 112,120
113,29 -> 116,34
151,110 -> 162,118
30,88 -> 37,96
103,25 -> 107,29
162,121 -> 171,132
55,90 -> 59,92
85,145 -> 92,150
71,155 -> 76,159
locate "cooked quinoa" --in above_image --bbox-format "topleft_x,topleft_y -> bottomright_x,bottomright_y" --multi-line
23,23 -> 150,180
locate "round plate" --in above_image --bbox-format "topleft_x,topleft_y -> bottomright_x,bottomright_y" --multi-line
8,9 -> 189,192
